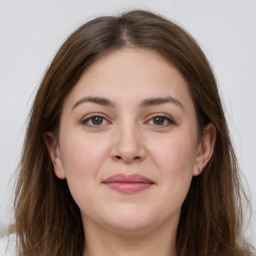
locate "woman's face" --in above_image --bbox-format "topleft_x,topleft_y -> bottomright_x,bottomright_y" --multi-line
48,48 -> 213,235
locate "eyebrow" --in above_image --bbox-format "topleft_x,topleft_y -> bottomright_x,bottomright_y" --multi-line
72,96 -> 115,110
141,96 -> 184,110
72,96 -> 184,111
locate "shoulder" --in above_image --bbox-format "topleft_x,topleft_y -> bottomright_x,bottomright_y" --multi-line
0,234 -> 16,256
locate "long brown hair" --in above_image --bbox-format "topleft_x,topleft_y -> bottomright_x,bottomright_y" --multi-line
12,10 -> 254,256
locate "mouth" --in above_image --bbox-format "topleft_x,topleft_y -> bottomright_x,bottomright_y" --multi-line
102,174 -> 155,194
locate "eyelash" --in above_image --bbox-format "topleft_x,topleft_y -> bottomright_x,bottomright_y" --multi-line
81,114 -> 175,128
81,114 -> 108,127
147,115 -> 175,127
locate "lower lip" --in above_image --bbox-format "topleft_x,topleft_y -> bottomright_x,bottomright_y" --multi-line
104,182 -> 153,194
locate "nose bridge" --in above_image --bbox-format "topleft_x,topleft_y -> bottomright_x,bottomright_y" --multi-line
111,117 -> 145,163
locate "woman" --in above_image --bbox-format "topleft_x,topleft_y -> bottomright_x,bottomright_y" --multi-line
1,9 -> 254,256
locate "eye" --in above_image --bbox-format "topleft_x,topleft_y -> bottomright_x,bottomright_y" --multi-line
147,115 -> 175,127
82,115 -> 109,127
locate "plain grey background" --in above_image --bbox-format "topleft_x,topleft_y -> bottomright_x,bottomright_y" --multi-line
0,0 -> 255,244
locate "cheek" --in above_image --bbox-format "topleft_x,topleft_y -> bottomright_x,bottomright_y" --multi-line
151,132 -> 197,173
60,131 -> 108,175
61,140 -> 94,177
59,131 -> 110,196
58,133 -> 112,213
149,134 -> 197,207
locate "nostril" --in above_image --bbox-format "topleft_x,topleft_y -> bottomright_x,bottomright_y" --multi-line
113,155 -> 141,161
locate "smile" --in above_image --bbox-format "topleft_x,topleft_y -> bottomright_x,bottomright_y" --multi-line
102,174 -> 155,194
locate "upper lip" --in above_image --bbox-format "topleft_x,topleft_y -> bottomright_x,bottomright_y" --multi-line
103,174 -> 154,184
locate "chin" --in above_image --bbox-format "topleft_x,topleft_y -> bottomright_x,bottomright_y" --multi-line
98,204 -> 166,234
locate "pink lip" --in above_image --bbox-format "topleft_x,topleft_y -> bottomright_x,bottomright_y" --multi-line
102,174 -> 154,194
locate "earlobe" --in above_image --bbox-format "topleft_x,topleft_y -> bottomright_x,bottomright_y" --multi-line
44,132 -> 66,179
193,123 -> 216,176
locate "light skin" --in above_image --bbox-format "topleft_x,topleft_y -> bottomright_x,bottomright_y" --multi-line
45,48 -> 216,256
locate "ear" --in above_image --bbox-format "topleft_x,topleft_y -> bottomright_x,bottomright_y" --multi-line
44,132 -> 66,179
193,123 -> 216,176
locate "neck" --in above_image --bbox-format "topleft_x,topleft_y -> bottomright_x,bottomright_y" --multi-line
82,219 -> 177,256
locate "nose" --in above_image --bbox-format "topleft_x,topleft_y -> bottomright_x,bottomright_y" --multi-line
111,123 -> 146,164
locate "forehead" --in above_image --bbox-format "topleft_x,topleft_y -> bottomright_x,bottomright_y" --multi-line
63,48 -> 194,110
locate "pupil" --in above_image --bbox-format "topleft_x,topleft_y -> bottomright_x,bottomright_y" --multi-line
154,117 -> 164,125
93,117 -> 103,125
